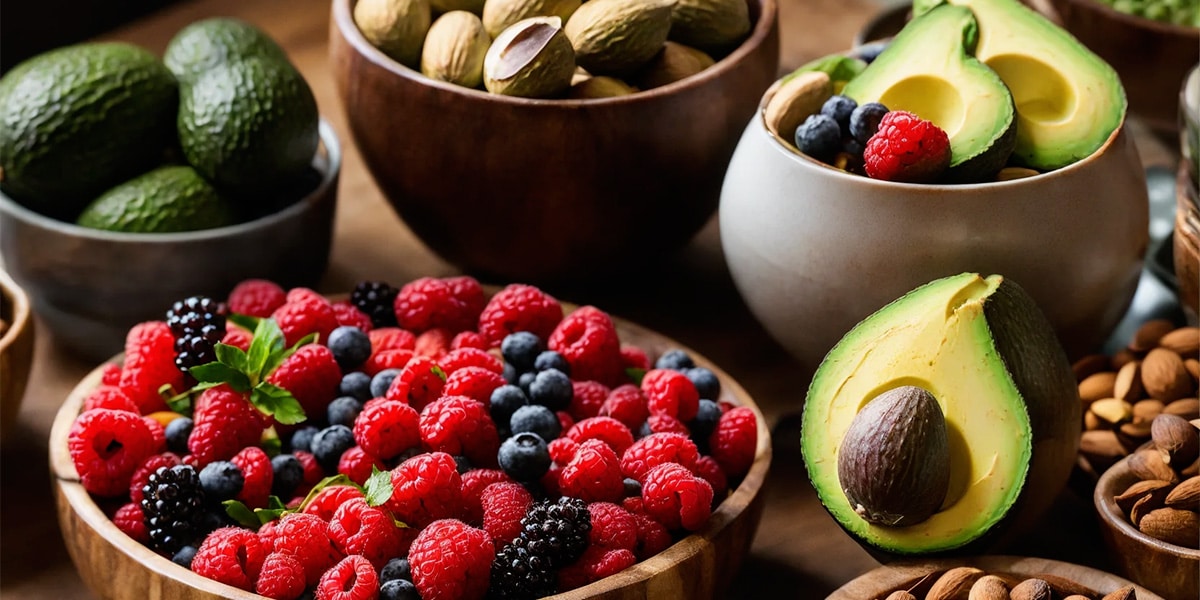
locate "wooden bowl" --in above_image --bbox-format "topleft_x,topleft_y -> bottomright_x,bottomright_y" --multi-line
829,555 -> 1164,599
1094,455 -> 1200,600
0,267 -> 34,437
328,0 -> 780,283
49,303 -> 773,599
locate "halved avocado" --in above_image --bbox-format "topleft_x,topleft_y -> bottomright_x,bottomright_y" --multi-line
842,5 -> 1016,182
801,273 -> 1080,556
916,0 -> 1126,171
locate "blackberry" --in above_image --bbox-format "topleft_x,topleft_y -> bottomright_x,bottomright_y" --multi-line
489,536 -> 557,600
141,464 -> 207,553
521,497 -> 591,569
351,280 -> 398,328
165,296 -> 227,373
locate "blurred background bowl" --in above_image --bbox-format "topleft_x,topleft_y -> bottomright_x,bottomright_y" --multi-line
0,268 -> 34,437
0,120 -> 341,362
328,0 -> 780,284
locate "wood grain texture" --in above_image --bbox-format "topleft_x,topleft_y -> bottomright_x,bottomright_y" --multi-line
50,302 -> 772,600
0,268 -> 34,435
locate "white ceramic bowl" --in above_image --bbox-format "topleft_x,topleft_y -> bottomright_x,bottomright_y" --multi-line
719,82 -> 1149,373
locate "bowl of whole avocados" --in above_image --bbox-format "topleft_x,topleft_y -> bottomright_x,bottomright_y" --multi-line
0,19 -> 340,360
329,0 -> 780,282
720,0 -> 1148,373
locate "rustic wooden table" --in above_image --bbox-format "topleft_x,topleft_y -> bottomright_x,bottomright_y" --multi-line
0,0 -> 1181,597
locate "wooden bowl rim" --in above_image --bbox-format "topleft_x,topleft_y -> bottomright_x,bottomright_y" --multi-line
331,0 -> 779,107
1047,0 -> 1200,37
0,267 -> 32,353
0,119 -> 342,244
1093,454 -> 1200,560
49,299 -> 773,599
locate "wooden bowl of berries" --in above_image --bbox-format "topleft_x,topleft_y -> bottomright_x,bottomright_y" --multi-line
0,267 -> 35,437
50,276 -> 772,600
720,0 -> 1150,372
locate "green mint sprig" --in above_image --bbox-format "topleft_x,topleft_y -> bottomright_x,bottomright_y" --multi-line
223,466 -> 397,528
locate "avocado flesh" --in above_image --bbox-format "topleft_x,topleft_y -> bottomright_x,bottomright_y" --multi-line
925,0 -> 1126,170
842,5 -> 1016,182
802,273 -> 1032,554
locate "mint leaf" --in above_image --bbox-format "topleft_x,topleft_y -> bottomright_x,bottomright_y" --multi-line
262,332 -> 318,378
247,318 -> 285,377
625,367 -> 647,386
224,500 -> 261,529
215,343 -> 248,374
364,466 -> 393,507
190,362 -> 251,392
296,474 -> 359,512
253,496 -> 290,524
250,383 -> 306,425
431,365 -> 448,382
261,427 -> 282,457
228,313 -> 261,332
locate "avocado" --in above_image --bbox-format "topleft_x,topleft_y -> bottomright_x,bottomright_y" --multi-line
916,0 -> 1126,171
76,165 -> 235,233
177,56 -> 319,194
0,43 -> 178,219
783,54 -> 867,93
801,273 -> 1080,555
164,18 -> 290,82
842,5 -> 1017,182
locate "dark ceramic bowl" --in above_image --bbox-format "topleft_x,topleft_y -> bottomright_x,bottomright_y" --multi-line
0,120 -> 341,361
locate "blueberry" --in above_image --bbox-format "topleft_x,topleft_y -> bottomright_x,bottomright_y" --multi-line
636,420 -> 653,439
328,326 -> 372,370
490,385 -> 530,431
685,367 -> 720,401
380,557 -> 412,583
820,94 -> 857,135
849,102 -> 889,145
198,508 -> 234,533
843,137 -> 865,157
502,362 -> 518,384
794,114 -> 843,163
501,332 -> 543,372
498,432 -> 551,483
533,350 -> 570,375
517,370 -> 537,394
339,371 -> 373,401
510,404 -> 561,442
327,396 -> 365,428
380,578 -> 420,600
689,399 -> 722,447
172,545 -> 198,569
165,417 -> 193,454
453,455 -> 472,474
288,426 -> 320,454
849,40 -> 889,64
623,477 -> 642,498
370,368 -> 403,398
199,460 -> 244,501
529,368 -> 572,411
312,425 -> 356,472
654,349 -> 694,371
271,454 -> 304,498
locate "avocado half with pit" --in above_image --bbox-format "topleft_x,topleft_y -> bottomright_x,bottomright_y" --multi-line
800,273 -> 1081,556
842,5 -> 1016,183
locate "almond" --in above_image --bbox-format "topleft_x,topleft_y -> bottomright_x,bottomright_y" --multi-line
1081,430 -> 1129,468
1079,372 -> 1117,403
1184,457 -> 1200,478
1113,349 -> 1138,370
1009,579 -> 1052,600
1073,354 -> 1111,381
1115,479 -> 1174,513
1035,574 -> 1098,598
1130,491 -> 1165,527
969,575 -> 1010,600
1138,507 -> 1200,548
1186,358 -> 1200,382
1085,409 -> 1104,431
1101,586 -> 1137,600
1128,447 -> 1180,483
1132,399 -> 1165,423
1165,475 -> 1200,510
1142,348 -> 1194,401
1113,360 -> 1144,402
1164,398 -> 1199,419
885,592 -> 917,600
1116,421 -> 1153,450
928,567 -> 985,600
1131,319 -> 1177,352
1090,398 -> 1133,425
1158,327 -> 1200,356
1152,413 -> 1200,466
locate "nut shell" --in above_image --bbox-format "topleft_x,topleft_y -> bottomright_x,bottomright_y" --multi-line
636,41 -> 716,89
668,0 -> 752,50
762,71 -> 833,143
422,11 -> 492,88
1152,413 -> 1200,467
482,0 -> 580,38
355,0 -> 432,68
1138,507 -> 1200,548
483,16 -> 575,98
564,0 -> 673,75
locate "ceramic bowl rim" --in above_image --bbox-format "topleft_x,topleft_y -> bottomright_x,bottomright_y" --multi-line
0,118 -> 342,244
0,268 -> 31,353
332,0 -> 779,108
1093,454 -> 1200,560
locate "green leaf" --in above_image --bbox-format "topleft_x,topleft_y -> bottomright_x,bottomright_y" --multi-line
247,318 -> 284,377
228,313 -> 261,332
431,365 -> 447,382
262,332 -> 318,377
215,343 -> 248,373
250,383 -> 306,425
363,466 -> 393,507
252,496 -> 291,525
267,495 -> 287,511
224,500 -> 261,529
296,474 -> 359,512
189,362 -> 251,392
625,367 -> 647,386
261,427 -> 282,457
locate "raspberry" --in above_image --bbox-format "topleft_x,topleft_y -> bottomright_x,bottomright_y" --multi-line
272,513 -> 344,586
459,468 -> 512,524
232,446 -> 274,509
337,446 -> 385,486
166,296 -> 228,372
451,330 -> 489,351
481,482 -> 534,546
143,416 -> 167,452
568,380 -> 609,421
548,437 -> 579,465
599,384 -> 649,431
363,349 -> 415,376
863,110 -> 951,183
304,485 -> 365,521
294,450 -> 325,486
621,432 -> 699,483
693,455 -> 729,498
446,275 -> 486,318
386,452 -> 463,527
642,414 -> 690,436
394,277 -> 482,334
84,385 -> 139,413
587,501 -> 637,551
256,552 -> 307,600
272,292 -> 339,347
317,554 -> 378,600
222,326 -> 253,352
641,462 -> 713,531
439,347 -> 503,375
101,363 -> 122,385
641,368 -> 700,422
69,408 -> 156,497
419,396 -> 500,468
266,344 -> 341,421
353,400 -> 420,460
710,406 -> 757,479
258,519 -> 283,550
442,366 -> 506,405
192,527 -> 267,591
556,546 -> 636,591
619,345 -> 650,371
119,321 -> 184,414
559,439 -> 624,503
548,307 -> 625,387
228,279 -> 287,318
478,284 -> 563,345
113,502 -> 149,543
567,416 -> 634,456
351,280 -> 399,328
410,519 -> 494,600
189,385 -> 266,466
331,300 -> 373,333
414,327 -> 452,359
130,451 -> 182,504
385,356 -> 445,411
328,497 -> 406,569
370,327 -> 417,352
631,510 -> 672,559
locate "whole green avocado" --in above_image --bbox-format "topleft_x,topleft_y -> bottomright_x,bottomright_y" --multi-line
163,17 -> 290,82
0,43 -> 178,219
76,165 -> 235,233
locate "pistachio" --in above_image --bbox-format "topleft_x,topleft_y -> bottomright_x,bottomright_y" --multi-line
1165,475 -> 1200,510
566,75 -> 636,98
1151,413 -> 1200,466
763,71 -> 833,143
355,0 -> 433,68
1131,319 -> 1176,352
1158,326 -> 1199,356
928,567 -> 986,600
1114,360 -> 1144,402
1009,578 -> 1052,600
636,41 -> 716,89
483,16 -> 575,98
564,0 -> 673,75
422,11 -> 491,88
481,0 -> 580,38
968,575 -> 1010,600
1142,348 -> 1194,401
1079,371 -> 1117,404
1138,507 -> 1200,548
668,0 -> 752,50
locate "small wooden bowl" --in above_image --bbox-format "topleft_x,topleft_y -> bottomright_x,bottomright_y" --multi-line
0,267 -> 34,437
829,555 -> 1164,599
49,305 -> 772,599
1094,455 -> 1200,600
328,0 -> 780,283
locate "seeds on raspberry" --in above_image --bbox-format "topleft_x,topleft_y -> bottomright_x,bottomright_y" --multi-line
69,408 -> 157,498
192,527 -> 268,592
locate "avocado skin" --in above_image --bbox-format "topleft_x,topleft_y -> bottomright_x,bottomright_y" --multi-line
76,165 -> 235,233
0,43 -> 178,219
164,17 -> 290,82
178,57 -> 319,194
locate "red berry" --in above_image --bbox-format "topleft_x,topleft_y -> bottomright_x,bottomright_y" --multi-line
272,293 -> 339,347
101,363 -> 122,386
641,462 -> 713,531
480,482 -> 533,546
641,368 -> 700,422
266,344 -> 341,421
419,396 -> 500,468
337,446 -> 385,486
620,432 -> 699,484
294,450 -> 325,486
385,356 -> 445,411
353,400 -> 420,461
192,526 -> 268,591
863,110 -> 952,183
643,414 -> 690,436
549,307 -> 625,387
228,279 -> 287,318
256,552 -> 307,600
304,485 -> 365,522
222,326 -> 253,352
632,511 -> 672,559
113,502 -> 149,543
451,331 -> 489,351
477,284 -> 563,345
567,416 -> 634,456
328,497 -> 406,569
442,366 -> 506,405
189,385 -> 266,466
587,501 -> 638,552
143,416 -> 167,453
557,410 -> 575,437
69,408 -> 156,497
692,455 -> 729,499
84,385 -> 139,413
548,437 -> 580,465
414,327 -> 452,360
438,347 -> 503,375
409,519 -> 494,600
386,452 -> 463,528
129,452 -> 182,504
331,300 -> 373,333
559,439 -> 624,503
316,554 -> 378,600
569,380 -> 610,421
619,345 -> 651,370
557,546 -> 636,590
394,277 -> 482,334
272,513 -> 344,586
369,327 -> 417,352
459,468 -> 512,524
232,447 -> 274,509
710,406 -> 757,479
600,384 -> 649,431
119,321 -> 184,414
363,348 -> 415,376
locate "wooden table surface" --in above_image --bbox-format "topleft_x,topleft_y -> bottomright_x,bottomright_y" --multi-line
0,0 -> 1180,598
